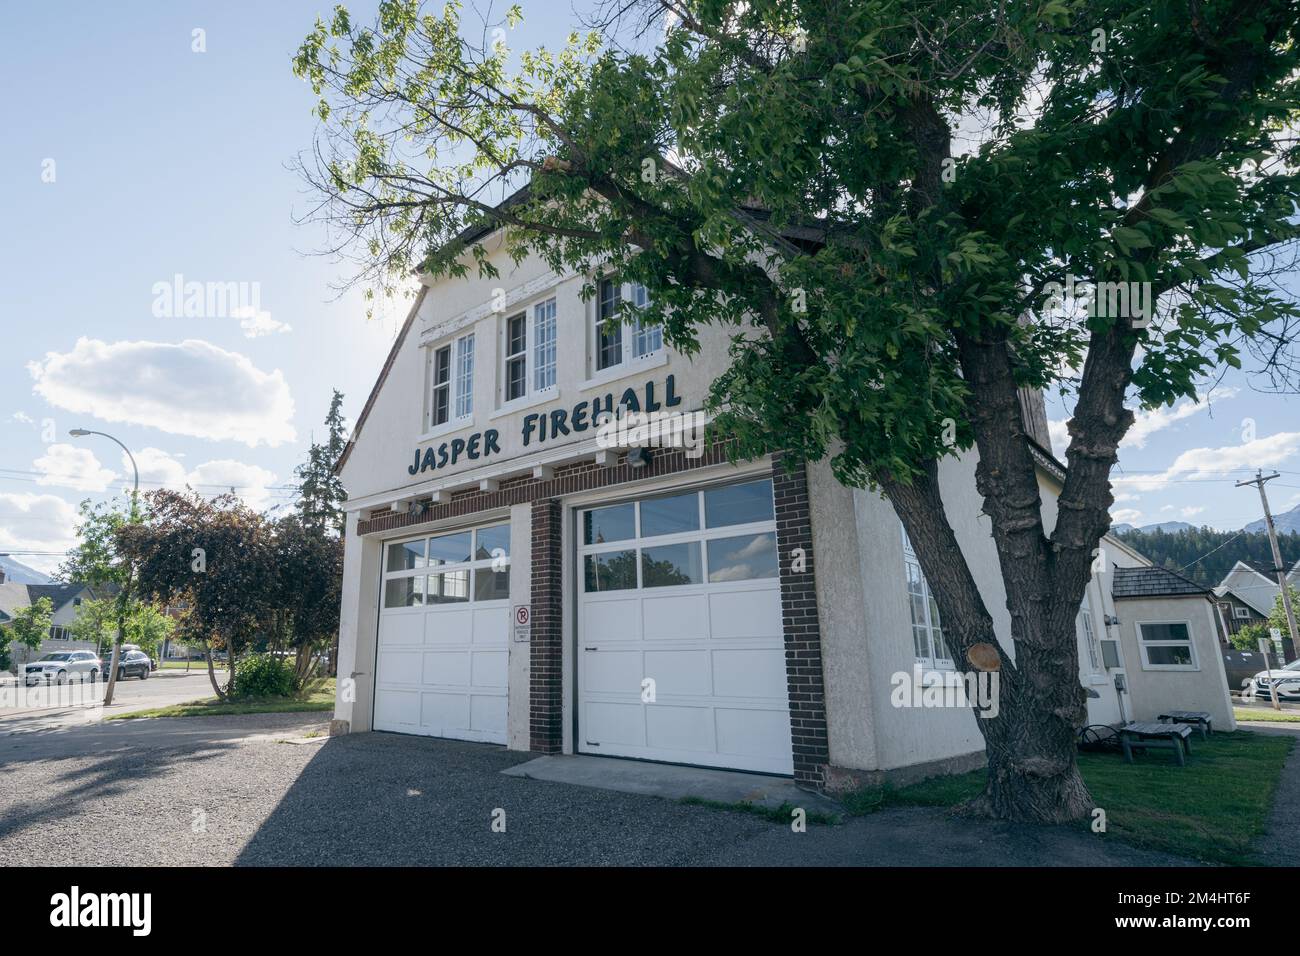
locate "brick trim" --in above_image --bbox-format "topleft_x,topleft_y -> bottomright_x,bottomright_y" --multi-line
530,499 -> 563,753
772,455 -> 830,788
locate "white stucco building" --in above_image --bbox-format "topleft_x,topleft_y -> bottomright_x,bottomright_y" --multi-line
331,218 -> 1234,789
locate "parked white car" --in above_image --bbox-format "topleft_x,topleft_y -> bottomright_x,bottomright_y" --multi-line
23,651 -> 102,686
1246,658 -> 1300,701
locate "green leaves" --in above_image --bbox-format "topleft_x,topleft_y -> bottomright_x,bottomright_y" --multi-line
295,0 -> 1300,487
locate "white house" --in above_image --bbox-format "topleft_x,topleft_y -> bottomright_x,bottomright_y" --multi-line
0,579 -> 103,671
331,215 -> 1234,790
1213,559 -> 1299,660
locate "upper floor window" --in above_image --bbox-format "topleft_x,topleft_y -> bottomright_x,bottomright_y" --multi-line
503,297 -> 559,404
428,332 -> 474,430
455,334 -> 475,419
534,298 -> 557,390
505,312 -> 527,401
631,282 -> 661,357
595,279 -> 661,373
1232,605 -> 1252,620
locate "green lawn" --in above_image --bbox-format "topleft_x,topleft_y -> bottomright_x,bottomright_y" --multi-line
1234,706 -> 1300,723
107,678 -> 335,720
159,660 -> 226,671
843,731 -> 1293,865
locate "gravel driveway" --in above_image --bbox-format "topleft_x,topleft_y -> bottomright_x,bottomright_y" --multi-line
0,714 -> 1196,867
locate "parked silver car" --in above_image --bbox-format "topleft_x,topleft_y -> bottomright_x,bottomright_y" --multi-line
1246,658 -> 1300,701
23,651 -> 102,686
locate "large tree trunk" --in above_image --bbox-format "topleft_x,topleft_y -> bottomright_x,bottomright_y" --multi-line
879,459 -> 1094,823
101,616 -> 124,707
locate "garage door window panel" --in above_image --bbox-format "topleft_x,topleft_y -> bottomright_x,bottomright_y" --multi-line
387,538 -> 426,573
384,575 -> 426,608
584,549 -> 638,592
584,503 -> 635,545
428,571 -> 470,604
428,531 -> 473,566
704,479 -> 775,528
705,532 -> 778,583
476,523 -> 510,560
639,491 -> 700,537
641,542 -> 702,587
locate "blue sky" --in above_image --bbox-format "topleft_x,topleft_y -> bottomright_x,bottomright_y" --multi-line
1,1 -> 1297,575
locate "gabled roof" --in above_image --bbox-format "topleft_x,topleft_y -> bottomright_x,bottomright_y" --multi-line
27,582 -> 90,611
1112,565 -> 1211,600
0,581 -> 104,624
331,185 -> 830,480
0,582 -> 30,621
1213,560 -> 1293,615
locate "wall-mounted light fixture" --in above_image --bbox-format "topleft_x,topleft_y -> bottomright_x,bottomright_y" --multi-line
627,447 -> 654,469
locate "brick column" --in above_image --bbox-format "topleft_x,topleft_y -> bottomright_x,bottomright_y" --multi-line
772,456 -> 830,788
530,499 -> 564,753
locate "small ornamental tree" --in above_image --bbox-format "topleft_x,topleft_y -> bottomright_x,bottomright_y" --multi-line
294,0 -> 1300,820
4,597 -> 54,666
271,514 -> 344,682
59,498 -> 140,704
117,490 -> 278,700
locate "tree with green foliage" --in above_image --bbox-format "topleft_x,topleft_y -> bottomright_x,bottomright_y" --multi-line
1,597 -> 54,669
294,0 -> 1300,821
295,389 -> 349,536
117,490 -> 278,700
1116,526 -> 1300,585
67,597 -> 117,658
58,498 -> 141,704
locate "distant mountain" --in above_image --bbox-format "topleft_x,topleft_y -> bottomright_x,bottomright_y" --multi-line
1110,520 -> 1196,534
1113,524 -> 1300,586
0,556 -> 51,585
1244,503 -> 1300,536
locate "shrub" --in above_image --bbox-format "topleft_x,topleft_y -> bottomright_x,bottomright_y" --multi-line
1231,622 -> 1268,652
233,653 -> 297,699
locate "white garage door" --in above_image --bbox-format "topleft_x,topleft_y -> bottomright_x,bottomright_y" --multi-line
374,522 -> 510,743
578,477 -> 793,775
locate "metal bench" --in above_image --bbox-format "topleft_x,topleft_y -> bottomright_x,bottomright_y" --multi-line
1119,722 -> 1194,766
1157,710 -> 1212,740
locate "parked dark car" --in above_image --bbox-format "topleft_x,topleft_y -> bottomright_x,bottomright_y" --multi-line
110,650 -> 152,681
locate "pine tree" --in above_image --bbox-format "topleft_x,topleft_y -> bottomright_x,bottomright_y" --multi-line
295,389 -> 348,535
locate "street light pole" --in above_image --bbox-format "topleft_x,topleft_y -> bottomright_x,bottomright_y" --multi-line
69,429 -> 139,707
1236,469 -> 1300,712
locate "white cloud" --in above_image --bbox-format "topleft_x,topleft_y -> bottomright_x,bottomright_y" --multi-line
32,444 -> 117,493
1114,430 -> 1300,494
9,412 -> 33,425
1121,389 -> 1237,450
0,492 -> 79,575
186,460 -> 279,511
28,338 -> 296,447
131,448 -> 278,511
1181,507 -> 1205,519
1110,508 -> 1143,525
232,306 -> 292,338
1048,419 -> 1069,458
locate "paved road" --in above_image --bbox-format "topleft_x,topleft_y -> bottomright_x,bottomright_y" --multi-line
0,714 -> 1196,867
0,671 -> 226,734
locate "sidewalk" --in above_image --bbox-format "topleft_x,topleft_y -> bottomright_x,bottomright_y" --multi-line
1243,723 -> 1300,865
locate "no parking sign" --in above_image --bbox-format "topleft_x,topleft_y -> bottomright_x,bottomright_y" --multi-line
513,605 -> 530,643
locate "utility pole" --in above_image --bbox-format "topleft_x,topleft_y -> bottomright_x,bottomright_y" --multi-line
1237,470 -> 1300,710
